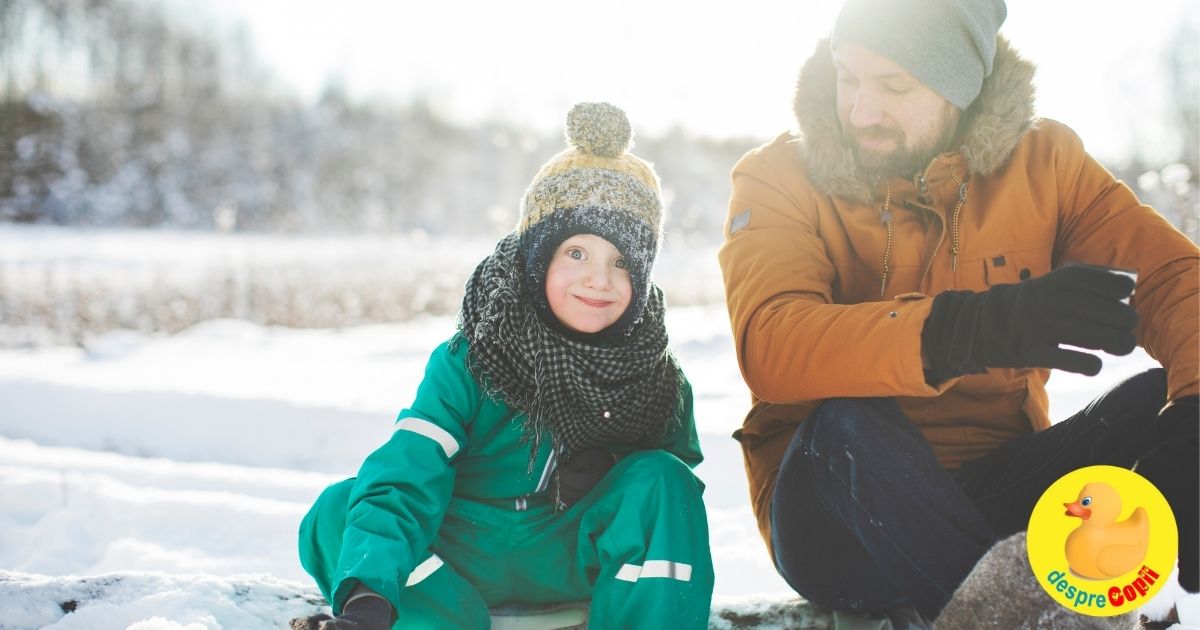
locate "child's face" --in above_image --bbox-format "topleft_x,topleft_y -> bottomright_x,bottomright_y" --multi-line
545,234 -> 632,334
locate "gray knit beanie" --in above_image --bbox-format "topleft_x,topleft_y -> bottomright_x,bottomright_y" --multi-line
831,0 -> 1007,110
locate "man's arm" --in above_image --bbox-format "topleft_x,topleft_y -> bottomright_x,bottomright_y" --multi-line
1046,121 -> 1200,400
718,142 -> 947,404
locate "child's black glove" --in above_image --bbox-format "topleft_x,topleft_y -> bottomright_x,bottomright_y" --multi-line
922,265 -> 1138,385
557,447 -> 617,509
289,588 -> 394,630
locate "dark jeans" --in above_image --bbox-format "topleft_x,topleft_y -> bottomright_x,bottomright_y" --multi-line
769,368 -> 1192,619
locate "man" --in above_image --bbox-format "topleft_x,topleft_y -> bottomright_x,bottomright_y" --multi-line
718,0 -> 1198,624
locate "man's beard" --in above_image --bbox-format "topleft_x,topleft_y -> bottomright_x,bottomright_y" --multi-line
845,108 -> 960,188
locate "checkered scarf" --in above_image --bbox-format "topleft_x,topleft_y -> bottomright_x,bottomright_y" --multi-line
454,232 -> 682,482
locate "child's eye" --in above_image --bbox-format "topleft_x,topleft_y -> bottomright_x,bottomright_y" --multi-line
883,84 -> 911,95
566,248 -> 585,260
614,258 -> 628,269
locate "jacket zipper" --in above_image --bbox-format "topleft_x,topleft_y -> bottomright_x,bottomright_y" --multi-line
915,171 -> 947,293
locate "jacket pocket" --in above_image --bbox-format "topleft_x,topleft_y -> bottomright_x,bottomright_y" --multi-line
982,248 -> 1052,287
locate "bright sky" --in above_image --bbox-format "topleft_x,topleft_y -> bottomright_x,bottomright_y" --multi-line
196,0 -> 1197,166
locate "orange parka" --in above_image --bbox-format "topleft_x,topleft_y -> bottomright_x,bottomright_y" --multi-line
718,38 -> 1200,552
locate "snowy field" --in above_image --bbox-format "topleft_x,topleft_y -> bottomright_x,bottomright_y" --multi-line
0,227 -> 1194,628
0,226 -> 725,348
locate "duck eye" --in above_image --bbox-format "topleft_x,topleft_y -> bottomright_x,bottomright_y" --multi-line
1081,497 -> 1092,506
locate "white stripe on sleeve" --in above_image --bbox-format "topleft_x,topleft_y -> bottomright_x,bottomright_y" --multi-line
613,560 -> 693,583
394,418 -> 460,458
405,554 -> 444,587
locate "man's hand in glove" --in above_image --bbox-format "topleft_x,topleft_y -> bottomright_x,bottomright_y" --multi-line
922,264 -> 1138,384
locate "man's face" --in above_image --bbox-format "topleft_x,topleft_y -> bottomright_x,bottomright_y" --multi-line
834,42 -> 962,184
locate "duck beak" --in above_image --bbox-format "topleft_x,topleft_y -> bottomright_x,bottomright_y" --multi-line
1064,502 -> 1091,519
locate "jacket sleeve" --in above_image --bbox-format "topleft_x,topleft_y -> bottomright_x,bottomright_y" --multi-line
1046,121 -> 1200,400
718,144 -> 947,403
331,338 -> 478,611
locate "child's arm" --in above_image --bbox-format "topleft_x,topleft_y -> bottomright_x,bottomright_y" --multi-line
328,338 -> 480,615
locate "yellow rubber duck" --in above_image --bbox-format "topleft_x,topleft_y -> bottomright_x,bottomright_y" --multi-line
1063,481 -> 1149,580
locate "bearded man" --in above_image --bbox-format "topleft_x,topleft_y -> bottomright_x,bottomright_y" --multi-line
718,0 -> 1198,625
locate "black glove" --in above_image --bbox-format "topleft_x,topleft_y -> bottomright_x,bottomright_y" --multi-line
1135,395 -> 1199,592
556,447 -> 616,509
922,264 -> 1138,384
289,589 -> 394,630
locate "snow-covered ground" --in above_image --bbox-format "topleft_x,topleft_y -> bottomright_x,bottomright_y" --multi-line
0,228 -> 1194,628
0,226 -> 725,348
0,306 -> 770,585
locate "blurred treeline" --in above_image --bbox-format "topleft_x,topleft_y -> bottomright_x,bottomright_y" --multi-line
0,0 -> 1196,347
0,0 -> 752,241
2,0 -> 1197,241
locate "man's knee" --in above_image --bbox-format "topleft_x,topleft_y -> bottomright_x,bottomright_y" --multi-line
1126,367 -> 1166,394
1085,368 -> 1169,464
1102,368 -> 1167,423
800,397 -> 908,458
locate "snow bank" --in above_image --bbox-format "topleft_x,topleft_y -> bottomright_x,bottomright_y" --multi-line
0,570 -> 830,630
0,571 -> 325,630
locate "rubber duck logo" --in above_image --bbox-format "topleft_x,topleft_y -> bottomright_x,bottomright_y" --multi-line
1063,482 -> 1149,580
1027,465 -> 1176,617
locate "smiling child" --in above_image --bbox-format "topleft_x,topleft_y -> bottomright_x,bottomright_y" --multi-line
290,102 -> 713,630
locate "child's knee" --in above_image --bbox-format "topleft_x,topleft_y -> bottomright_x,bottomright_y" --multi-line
611,450 -> 703,501
298,478 -> 358,599
315,478 -> 356,512
301,478 -> 357,541
616,450 -> 691,479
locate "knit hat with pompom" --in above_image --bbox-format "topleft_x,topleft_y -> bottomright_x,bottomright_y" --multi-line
518,102 -> 664,338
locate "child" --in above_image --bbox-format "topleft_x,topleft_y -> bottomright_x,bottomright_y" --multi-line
290,102 -> 713,630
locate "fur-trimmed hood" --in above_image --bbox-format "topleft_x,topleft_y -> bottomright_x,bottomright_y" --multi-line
793,36 -> 1038,204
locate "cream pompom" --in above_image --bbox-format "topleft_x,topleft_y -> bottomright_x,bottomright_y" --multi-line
565,102 -> 632,158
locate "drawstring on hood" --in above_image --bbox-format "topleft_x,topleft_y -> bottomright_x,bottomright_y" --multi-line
879,161 -> 970,298
879,184 -> 894,296
948,165 -> 968,272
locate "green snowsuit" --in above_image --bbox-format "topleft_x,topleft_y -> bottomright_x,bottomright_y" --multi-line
298,336 -> 713,629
